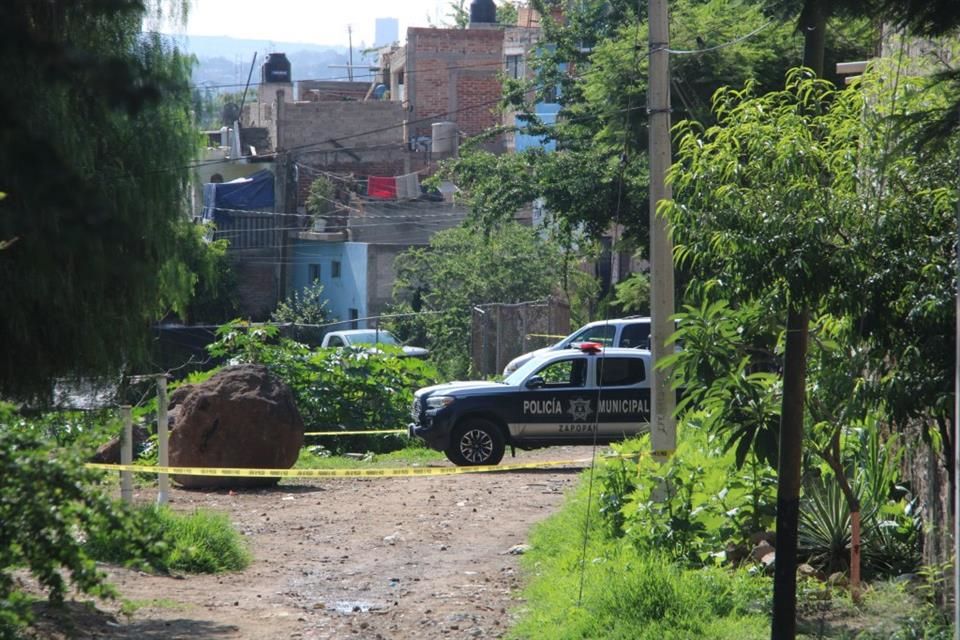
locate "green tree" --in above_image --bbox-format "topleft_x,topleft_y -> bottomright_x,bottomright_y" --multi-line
305,175 -> 336,218
610,271 -> 650,316
497,1 -> 519,26
665,69 -> 866,636
206,322 -> 439,453
271,280 -> 332,326
449,0 -> 874,253
0,0 -> 208,399
389,222 -> 586,378
270,279 -> 332,344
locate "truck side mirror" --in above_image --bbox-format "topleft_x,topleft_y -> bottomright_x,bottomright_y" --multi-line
525,376 -> 545,389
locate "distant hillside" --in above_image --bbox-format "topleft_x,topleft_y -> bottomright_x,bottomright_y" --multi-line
167,34 -> 376,90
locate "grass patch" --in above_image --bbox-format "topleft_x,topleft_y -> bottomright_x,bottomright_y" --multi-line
294,444 -> 445,470
119,598 -> 185,618
508,473 -> 953,639
86,506 -> 250,574
509,479 -> 771,640
796,579 -> 953,639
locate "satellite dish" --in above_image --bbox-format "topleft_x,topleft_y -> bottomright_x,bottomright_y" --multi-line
222,102 -> 240,125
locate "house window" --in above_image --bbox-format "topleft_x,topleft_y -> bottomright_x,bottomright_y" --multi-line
349,308 -> 359,330
505,55 -> 524,80
332,261 -> 342,278
308,264 -> 321,283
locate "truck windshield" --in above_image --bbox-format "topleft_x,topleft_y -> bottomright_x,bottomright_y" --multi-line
346,331 -> 399,345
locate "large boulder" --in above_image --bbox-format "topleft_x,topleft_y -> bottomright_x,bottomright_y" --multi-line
90,424 -> 151,464
169,364 -> 303,488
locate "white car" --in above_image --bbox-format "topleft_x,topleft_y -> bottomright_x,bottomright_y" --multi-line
502,317 -> 651,376
320,329 -> 429,358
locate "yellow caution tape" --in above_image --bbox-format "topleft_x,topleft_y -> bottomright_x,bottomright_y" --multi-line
304,429 -> 406,436
85,458 -> 592,478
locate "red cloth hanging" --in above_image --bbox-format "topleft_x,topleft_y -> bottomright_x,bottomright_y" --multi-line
367,176 -> 397,199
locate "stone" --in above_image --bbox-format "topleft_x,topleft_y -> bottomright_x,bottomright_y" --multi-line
760,551 -> 776,574
504,544 -> 531,555
798,563 -> 819,579
751,541 -> 775,563
725,542 -> 749,566
827,572 -> 849,587
169,364 -> 303,488
749,531 -> 776,547
91,424 -> 152,464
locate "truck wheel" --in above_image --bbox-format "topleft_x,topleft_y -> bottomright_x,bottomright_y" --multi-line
445,418 -> 505,466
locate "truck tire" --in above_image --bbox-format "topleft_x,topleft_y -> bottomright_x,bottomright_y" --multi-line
445,418 -> 505,466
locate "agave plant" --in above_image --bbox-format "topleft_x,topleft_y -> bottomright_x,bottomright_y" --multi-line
798,478 -> 874,574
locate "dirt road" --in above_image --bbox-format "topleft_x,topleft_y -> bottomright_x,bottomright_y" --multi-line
33,447 -> 592,640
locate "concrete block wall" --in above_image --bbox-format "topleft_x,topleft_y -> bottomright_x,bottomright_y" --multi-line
406,27 -> 504,140
277,101 -> 406,150
230,251 -> 279,320
297,80 -> 371,102
366,244 -> 414,317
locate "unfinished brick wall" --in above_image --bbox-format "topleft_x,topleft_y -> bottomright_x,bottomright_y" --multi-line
406,27 -> 504,141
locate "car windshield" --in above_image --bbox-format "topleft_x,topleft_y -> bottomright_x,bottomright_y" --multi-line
557,324 -> 616,348
504,354 -> 577,386
344,330 -> 399,345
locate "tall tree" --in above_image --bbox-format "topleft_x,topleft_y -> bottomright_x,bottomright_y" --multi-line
0,0 -> 208,399
450,0 -> 872,252
665,69 -> 866,639
389,222 -> 592,379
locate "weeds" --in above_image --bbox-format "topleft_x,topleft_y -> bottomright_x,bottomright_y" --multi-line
508,481 -> 770,640
86,506 -> 250,574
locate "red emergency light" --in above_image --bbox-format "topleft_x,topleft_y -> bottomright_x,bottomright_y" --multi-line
579,342 -> 604,354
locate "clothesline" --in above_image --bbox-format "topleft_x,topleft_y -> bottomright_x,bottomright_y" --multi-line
367,173 -> 421,200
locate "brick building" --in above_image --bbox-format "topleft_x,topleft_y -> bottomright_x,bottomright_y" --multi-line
404,26 -> 505,150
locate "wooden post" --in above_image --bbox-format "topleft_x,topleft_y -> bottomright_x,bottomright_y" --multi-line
120,405 -> 133,504
851,510 -> 861,603
156,376 -> 170,506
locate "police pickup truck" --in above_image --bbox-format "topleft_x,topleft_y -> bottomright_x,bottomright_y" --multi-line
409,343 -> 650,466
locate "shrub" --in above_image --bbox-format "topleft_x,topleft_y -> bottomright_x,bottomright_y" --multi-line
86,506 -> 250,574
0,417 -> 165,637
207,321 -> 439,453
607,431 -> 776,566
510,477 -> 770,640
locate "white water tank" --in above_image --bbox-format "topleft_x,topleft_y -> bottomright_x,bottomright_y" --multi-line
431,122 -> 458,157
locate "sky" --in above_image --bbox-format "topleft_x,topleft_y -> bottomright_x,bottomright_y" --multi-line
174,0 -> 451,47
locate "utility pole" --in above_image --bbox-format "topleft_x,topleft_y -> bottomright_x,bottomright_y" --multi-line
954,126 -> 960,640
348,25 -> 355,82
647,0 -> 676,460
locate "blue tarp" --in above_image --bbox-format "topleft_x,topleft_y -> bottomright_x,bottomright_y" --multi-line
202,169 -> 275,222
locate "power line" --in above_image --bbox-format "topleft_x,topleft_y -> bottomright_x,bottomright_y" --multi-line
105,19 -> 780,183
663,21 -> 774,55
190,59 -> 514,91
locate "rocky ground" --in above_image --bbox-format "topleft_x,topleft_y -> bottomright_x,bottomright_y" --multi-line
26,447 -> 594,640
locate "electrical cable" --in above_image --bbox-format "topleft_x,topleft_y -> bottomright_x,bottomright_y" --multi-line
662,21 -> 774,54
576,0 -> 645,609
188,58 -> 516,91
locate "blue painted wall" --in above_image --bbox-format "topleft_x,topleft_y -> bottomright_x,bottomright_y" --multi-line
288,241 -> 369,327
515,103 -> 559,152
514,60 -> 565,153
